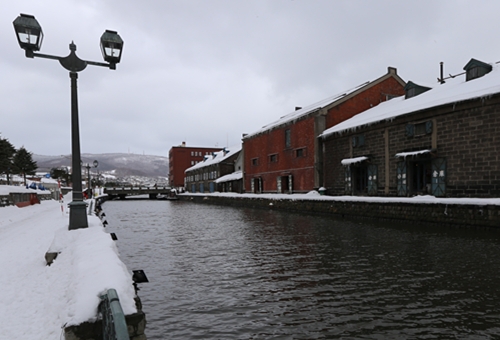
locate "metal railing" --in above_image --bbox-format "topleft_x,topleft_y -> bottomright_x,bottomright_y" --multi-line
99,288 -> 129,340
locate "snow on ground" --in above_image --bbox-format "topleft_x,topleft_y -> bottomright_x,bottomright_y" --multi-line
0,191 -> 136,340
182,191 -> 500,206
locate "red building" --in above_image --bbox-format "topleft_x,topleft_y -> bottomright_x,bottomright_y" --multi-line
242,67 -> 406,194
168,142 -> 222,188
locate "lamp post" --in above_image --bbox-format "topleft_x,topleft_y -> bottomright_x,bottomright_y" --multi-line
82,160 -> 99,198
13,13 -> 123,230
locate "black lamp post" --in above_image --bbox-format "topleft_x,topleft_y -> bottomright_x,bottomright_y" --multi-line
82,160 -> 99,198
13,13 -> 123,230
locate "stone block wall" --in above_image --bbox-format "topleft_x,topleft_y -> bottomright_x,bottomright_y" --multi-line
323,93 -> 500,198
180,194 -> 500,229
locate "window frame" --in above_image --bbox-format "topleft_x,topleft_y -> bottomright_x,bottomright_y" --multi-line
285,129 -> 291,149
269,153 -> 278,163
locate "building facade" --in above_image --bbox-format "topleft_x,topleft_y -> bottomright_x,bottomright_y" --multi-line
185,145 -> 241,193
321,58 -> 500,198
168,142 -> 222,188
242,67 -> 406,194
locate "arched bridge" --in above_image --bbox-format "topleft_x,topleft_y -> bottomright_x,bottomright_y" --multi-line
104,186 -> 172,199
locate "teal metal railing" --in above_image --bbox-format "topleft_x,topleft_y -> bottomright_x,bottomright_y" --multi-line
99,288 -> 129,340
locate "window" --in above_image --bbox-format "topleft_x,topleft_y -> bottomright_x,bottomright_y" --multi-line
285,129 -> 291,148
252,158 -> 258,166
406,121 -> 432,137
269,154 -> 278,163
295,148 -> 306,157
352,135 -> 365,148
406,87 -> 415,98
191,151 -> 194,156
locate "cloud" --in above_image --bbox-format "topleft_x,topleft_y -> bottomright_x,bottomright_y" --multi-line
2,0 -> 500,158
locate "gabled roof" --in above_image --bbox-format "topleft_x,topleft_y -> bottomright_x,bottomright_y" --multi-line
185,144 -> 242,172
243,67 -> 405,139
321,60 -> 499,138
463,58 -> 492,71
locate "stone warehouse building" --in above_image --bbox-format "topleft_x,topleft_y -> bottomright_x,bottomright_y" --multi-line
242,67 -> 406,194
321,58 -> 500,198
185,145 -> 242,193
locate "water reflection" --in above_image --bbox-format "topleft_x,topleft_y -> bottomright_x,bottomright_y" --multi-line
104,200 -> 500,339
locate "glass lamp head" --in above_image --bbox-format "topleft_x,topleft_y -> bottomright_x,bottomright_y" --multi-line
100,30 -> 123,65
13,14 -> 43,52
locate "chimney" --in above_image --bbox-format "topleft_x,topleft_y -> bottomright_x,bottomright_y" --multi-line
181,141 -> 186,147
439,62 -> 445,84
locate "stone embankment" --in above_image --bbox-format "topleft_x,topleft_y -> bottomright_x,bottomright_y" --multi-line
179,194 -> 500,228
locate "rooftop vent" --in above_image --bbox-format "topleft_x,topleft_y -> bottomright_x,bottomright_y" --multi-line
404,81 -> 432,99
463,58 -> 492,81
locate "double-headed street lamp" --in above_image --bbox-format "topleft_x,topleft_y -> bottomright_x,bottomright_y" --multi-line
82,160 -> 99,198
13,13 -> 123,230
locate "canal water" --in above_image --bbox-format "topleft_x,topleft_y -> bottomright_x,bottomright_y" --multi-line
103,199 -> 500,339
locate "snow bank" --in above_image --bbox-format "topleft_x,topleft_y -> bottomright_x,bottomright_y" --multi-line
0,198 -> 136,339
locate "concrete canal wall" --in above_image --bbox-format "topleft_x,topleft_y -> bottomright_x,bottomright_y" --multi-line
179,194 -> 500,228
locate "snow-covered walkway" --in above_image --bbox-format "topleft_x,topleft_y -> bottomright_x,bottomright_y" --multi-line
0,196 -> 136,340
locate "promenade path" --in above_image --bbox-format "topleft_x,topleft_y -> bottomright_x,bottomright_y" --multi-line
0,193 -> 136,340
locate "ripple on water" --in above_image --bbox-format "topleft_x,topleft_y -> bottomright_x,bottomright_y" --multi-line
103,200 -> 500,339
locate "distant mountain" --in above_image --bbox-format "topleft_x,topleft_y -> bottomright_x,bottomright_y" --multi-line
34,153 -> 169,178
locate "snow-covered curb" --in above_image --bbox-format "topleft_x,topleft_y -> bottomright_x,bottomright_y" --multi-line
180,191 -> 500,206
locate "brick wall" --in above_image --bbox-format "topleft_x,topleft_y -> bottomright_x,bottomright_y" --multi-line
169,146 -> 222,188
243,115 -> 316,193
326,77 -> 406,127
244,74 -> 406,194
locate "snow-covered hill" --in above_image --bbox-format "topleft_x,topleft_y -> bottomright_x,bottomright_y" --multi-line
34,153 -> 169,178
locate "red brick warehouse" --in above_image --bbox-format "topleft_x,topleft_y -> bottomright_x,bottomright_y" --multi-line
168,142 -> 222,189
242,67 -> 406,194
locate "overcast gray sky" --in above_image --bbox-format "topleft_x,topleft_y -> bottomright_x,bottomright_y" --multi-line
2,0 -> 500,157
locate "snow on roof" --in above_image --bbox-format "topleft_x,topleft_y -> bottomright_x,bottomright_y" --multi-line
341,156 -> 369,165
321,61 -> 500,138
243,80 -> 376,139
185,145 -> 242,172
395,149 -> 432,158
215,171 -> 243,183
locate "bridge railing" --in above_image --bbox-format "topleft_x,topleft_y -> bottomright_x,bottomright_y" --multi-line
99,288 -> 129,340
104,186 -> 171,193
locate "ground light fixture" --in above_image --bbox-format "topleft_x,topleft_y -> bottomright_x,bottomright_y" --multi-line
13,13 -> 123,230
132,270 -> 149,293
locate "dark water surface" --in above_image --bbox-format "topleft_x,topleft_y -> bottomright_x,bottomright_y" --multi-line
103,200 -> 500,339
